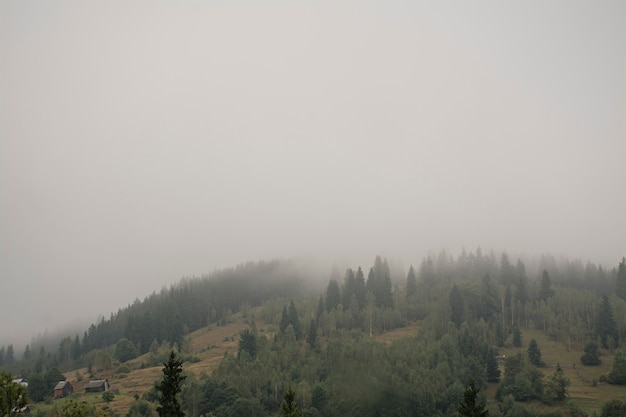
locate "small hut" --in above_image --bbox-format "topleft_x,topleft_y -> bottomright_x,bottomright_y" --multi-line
53,380 -> 73,399
84,380 -> 109,393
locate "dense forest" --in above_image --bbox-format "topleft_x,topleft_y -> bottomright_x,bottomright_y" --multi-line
2,250 -> 626,417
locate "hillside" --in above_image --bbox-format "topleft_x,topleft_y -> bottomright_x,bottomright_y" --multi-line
36,311 -> 623,417
2,254 -> 626,417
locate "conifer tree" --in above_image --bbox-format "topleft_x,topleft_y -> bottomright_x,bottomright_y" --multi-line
458,379 -> 488,417
325,279 -> 341,312
486,347 -> 501,383
406,265 -> 417,299
288,300 -> 302,340
281,386 -> 303,417
616,257 -> 626,302
539,270 -> 555,300
527,339 -> 545,367
580,340 -> 601,366
608,349 -> 626,385
156,350 -> 186,417
449,285 -> 464,328
238,328 -> 257,359
545,364 -> 569,402
512,326 -> 522,348
597,295 -> 619,349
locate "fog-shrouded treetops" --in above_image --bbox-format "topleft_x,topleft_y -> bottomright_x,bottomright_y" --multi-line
1,250 -> 623,365
1,250 -> 625,416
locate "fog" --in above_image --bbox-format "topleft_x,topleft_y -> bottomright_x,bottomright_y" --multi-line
1,1 -> 625,349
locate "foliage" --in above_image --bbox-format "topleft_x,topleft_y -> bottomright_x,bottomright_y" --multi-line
449,284 -> 464,328
102,391 -> 115,402
458,379 -> 489,417
0,371 -> 28,417
512,326 -> 522,348
596,295 -> 619,349
238,328 -> 257,359
607,349 -> 626,385
527,339 -> 545,367
600,399 -> 626,417
616,257 -> 626,302
580,340 -> 601,366
485,347 -> 501,383
115,338 -> 139,363
544,364 -> 569,402
51,399 -> 109,417
156,350 -> 186,417
126,400 -> 154,417
281,386 -> 303,417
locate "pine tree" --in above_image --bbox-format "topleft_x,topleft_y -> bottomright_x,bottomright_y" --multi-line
238,328 -> 257,359
458,379 -> 489,417
306,319 -> 318,349
616,257 -> 626,302
449,285 -> 464,328
607,349 -> 626,385
512,326 -> 522,348
527,339 -> 545,367
325,279 -> 341,312
545,364 -> 570,402
406,265 -> 417,299
156,350 -> 186,417
539,270 -> 555,300
486,347 -> 501,383
281,386 -> 303,417
597,295 -> 619,349
288,300 -> 302,340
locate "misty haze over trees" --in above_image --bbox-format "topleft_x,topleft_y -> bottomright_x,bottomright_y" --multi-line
1,250 -> 625,416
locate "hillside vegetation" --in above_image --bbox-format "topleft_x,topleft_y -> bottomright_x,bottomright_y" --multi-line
2,252 -> 626,417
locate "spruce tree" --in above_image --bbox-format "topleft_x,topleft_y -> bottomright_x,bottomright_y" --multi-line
527,339 -> 545,367
545,364 -> 569,402
458,379 -> 489,417
608,349 -> 626,385
597,295 -> 619,349
281,386 -> 303,417
449,284 -> 464,328
156,350 -> 186,417
486,347 -> 501,383
512,326 -> 522,348
539,270 -> 555,300
406,265 -> 417,299
616,257 -> 626,302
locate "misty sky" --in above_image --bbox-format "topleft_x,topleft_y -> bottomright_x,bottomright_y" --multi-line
1,1 -> 625,347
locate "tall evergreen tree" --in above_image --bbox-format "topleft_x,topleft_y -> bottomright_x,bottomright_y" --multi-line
406,265 -> 417,299
512,326 -> 522,348
539,270 -> 555,300
288,300 -> 302,340
545,364 -> 569,402
608,349 -> 626,385
458,379 -> 489,417
617,257 -> 626,302
281,386 -> 303,417
527,339 -> 545,367
486,347 -> 501,383
156,350 -> 186,417
341,268 -> 357,309
325,279 -> 341,312
355,267 -> 366,308
449,285 -> 464,328
238,328 -> 257,359
597,295 -> 619,349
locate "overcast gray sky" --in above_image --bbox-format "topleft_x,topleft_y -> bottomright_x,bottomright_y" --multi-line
1,1 -> 625,348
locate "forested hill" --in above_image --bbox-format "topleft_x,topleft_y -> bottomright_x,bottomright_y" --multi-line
2,251 -> 623,370
1,251 -> 626,416
2,259 -> 308,367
